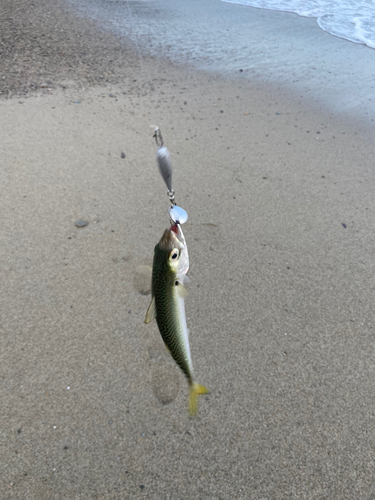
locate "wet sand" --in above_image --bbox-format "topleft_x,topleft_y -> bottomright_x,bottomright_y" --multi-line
1,1 -> 375,499
65,0 -> 375,131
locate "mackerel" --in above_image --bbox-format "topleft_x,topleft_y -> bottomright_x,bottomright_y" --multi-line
145,224 -> 208,415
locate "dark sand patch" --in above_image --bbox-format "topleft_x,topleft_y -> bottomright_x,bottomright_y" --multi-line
0,0 -> 140,97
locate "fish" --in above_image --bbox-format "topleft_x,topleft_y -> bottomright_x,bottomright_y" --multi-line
144,223 -> 208,415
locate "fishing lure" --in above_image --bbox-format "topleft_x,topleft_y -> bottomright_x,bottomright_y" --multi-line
145,129 -> 208,415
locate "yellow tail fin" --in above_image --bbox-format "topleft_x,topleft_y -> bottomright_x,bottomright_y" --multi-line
189,382 -> 209,416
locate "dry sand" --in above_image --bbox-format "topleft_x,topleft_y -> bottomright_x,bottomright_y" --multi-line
1,1 -> 375,499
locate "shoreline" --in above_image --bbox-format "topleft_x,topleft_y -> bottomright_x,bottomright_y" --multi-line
2,0 -> 374,143
221,0 -> 375,51
3,0 -> 375,138
64,0 -> 375,135
2,1 -> 375,498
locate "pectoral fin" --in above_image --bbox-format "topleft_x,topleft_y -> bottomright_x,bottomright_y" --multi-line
176,283 -> 189,299
144,296 -> 156,324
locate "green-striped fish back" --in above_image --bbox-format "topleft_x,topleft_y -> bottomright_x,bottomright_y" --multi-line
152,245 -> 194,384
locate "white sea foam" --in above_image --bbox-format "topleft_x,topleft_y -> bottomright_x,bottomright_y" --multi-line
222,0 -> 375,49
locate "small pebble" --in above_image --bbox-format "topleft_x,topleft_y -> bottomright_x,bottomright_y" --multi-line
121,152 -> 126,159
342,223 -> 347,228
140,485 -> 145,490
40,83 -> 48,88
75,220 -> 88,228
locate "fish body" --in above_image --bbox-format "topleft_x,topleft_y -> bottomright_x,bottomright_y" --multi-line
145,224 -> 207,415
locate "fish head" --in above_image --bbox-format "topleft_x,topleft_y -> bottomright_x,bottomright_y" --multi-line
157,224 -> 189,278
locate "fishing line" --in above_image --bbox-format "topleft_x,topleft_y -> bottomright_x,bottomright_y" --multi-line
122,0 -> 221,228
122,2 -> 209,416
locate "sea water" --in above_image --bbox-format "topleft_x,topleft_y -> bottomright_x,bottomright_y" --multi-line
65,0 -> 375,125
222,0 -> 375,49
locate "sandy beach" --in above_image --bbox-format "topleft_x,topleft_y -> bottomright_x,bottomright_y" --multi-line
1,0 -> 375,498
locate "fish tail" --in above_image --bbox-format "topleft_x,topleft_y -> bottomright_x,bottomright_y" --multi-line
189,382 -> 209,416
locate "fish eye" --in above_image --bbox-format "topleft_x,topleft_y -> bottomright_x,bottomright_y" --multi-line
170,248 -> 180,261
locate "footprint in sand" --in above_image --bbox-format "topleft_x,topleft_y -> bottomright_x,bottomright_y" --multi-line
150,358 -> 180,405
133,264 -> 152,296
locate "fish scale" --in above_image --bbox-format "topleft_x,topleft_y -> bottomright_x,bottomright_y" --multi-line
152,246 -> 193,383
145,226 -> 208,415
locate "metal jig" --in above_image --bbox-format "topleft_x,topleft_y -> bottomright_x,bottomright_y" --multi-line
151,126 -> 188,224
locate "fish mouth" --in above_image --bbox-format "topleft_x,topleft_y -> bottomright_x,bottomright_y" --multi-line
158,226 -> 185,251
158,224 -> 189,276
